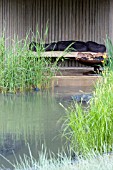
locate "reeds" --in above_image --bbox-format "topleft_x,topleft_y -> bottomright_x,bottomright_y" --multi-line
105,35 -> 113,69
64,71 -> 113,154
1,146 -> 113,170
0,35 -> 58,93
62,37 -> 113,156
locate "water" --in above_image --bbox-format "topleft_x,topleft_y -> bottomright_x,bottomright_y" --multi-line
0,92 -> 66,168
0,78 -> 96,169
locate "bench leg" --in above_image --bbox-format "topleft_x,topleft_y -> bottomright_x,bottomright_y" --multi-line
94,66 -> 103,74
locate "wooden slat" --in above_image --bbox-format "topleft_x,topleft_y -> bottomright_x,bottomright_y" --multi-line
35,51 -> 104,58
0,0 -> 3,37
52,75 -> 100,87
0,0 -> 110,46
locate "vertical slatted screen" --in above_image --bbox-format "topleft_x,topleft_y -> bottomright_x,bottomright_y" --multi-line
0,0 -> 110,44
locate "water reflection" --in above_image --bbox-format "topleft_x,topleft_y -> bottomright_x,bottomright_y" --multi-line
0,92 -> 65,168
0,77 -> 96,168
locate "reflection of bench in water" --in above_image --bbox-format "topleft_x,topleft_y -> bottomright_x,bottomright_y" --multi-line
35,51 -> 107,74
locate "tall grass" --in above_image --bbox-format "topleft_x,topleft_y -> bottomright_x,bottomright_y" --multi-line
1,147 -> 113,170
0,35 -> 58,93
105,35 -> 113,69
62,37 -> 113,156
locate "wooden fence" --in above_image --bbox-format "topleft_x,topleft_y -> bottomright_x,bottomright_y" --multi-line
0,0 -> 110,45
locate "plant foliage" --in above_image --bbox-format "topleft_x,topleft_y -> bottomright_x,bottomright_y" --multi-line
0,35 -> 58,93
62,37 -> 113,155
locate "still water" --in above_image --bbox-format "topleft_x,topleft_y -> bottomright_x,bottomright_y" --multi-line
0,81 -> 95,169
0,92 -> 66,168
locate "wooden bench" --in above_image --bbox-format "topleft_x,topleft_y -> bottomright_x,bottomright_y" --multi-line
33,51 -> 106,74
35,51 -> 99,58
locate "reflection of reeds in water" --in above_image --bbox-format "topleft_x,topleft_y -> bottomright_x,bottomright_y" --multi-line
0,93 -> 64,145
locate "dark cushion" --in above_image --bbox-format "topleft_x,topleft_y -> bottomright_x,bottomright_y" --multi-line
72,41 -> 88,52
44,42 -> 58,51
57,41 -> 75,51
86,41 -> 106,53
29,41 -> 106,53
29,42 -> 37,52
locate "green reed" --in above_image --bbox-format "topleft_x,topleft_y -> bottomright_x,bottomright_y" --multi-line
63,71 -> 113,156
105,35 -> 113,69
62,38 -> 113,156
0,35 -> 58,93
